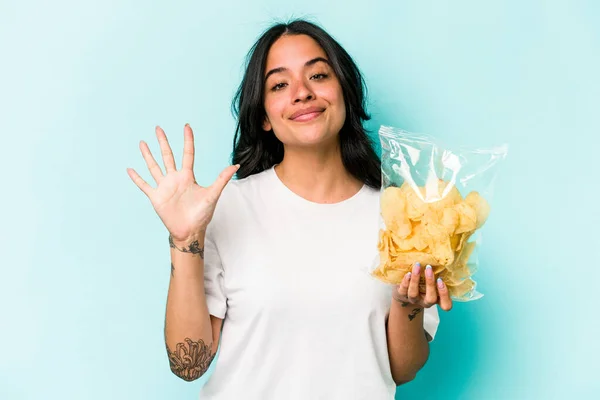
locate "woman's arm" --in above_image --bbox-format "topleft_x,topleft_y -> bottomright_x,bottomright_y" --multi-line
386,300 -> 429,385
164,233 -> 223,382
386,263 -> 453,385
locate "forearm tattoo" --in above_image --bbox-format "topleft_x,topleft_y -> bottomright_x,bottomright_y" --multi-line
169,234 -> 204,259
408,308 -> 423,321
165,338 -> 216,381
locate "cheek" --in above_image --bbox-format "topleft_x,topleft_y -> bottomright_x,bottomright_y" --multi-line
321,84 -> 345,111
329,87 -> 346,121
264,97 -> 287,124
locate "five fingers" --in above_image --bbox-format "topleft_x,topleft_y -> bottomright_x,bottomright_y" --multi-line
128,124 -> 240,203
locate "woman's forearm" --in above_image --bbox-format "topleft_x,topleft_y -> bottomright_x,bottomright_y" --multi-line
164,233 -> 218,381
386,299 -> 430,385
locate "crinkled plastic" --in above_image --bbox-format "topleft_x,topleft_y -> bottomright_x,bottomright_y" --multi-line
369,126 -> 508,302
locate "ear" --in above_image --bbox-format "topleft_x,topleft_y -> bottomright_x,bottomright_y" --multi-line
262,116 -> 272,132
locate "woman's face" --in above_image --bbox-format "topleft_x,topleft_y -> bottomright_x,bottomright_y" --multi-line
262,34 -> 346,148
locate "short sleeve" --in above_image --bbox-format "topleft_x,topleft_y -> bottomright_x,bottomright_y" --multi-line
423,305 -> 440,342
203,227 -> 227,319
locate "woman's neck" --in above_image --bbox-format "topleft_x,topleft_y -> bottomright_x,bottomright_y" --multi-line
274,145 -> 363,204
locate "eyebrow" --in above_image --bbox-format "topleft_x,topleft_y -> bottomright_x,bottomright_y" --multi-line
264,57 -> 331,82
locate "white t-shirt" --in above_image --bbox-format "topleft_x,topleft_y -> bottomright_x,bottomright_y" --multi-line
199,165 -> 440,400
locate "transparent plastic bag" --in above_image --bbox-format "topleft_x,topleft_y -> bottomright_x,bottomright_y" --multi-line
369,126 -> 508,302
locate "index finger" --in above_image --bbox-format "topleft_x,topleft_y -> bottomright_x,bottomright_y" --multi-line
181,124 -> 195,171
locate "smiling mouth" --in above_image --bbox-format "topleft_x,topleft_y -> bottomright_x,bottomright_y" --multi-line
290,111 -> 323,122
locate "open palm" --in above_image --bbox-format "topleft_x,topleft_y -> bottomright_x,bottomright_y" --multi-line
127,124 -> 239,243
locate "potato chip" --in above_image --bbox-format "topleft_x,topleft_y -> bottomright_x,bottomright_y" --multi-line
428,180 -> 463,211
389,251 -> 438,270
441,208 -> 460,235
407,222 -> 428,251
388,232 -> 405,257
373,265 -> 408,284
400,184 -> 428,220
453,202 -> 477,234
378,230 -> 395,268
391,230 -> 414,252
441,264 -> 471,286
465,191 -> 490,229
439,272 -> 459,287
381,188 -> 411,237
423,217 -> 455,266
393,216 -> 413,239
456,231 -> 473,252
448,277 -> 476,298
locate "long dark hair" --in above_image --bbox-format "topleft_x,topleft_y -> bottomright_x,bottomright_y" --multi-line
230,19 -> 381,189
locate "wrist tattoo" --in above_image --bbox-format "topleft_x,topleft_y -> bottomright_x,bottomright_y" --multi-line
408,308 -> 423,321
169,234 -> 204,258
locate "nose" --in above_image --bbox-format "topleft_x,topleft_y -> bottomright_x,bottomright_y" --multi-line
293,79 -> 314,103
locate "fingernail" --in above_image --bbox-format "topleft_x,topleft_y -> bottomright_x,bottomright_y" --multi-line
413,263 -> 421,274
426,265 -> 433,278
437,278 -> 445,289
234,164 -> 241,170
185,123 -> 190,127
405,272 -> 412,280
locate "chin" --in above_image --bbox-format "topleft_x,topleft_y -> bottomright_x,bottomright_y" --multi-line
290,126 -> 336,146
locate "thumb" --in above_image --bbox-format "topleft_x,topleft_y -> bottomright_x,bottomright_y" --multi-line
210,164 -> 240,198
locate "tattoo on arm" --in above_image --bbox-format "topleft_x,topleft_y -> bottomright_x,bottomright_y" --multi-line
391,293 -> 410,307
408,308 -> 423,321
169,234 -> 204,259
166,337 -> 216,381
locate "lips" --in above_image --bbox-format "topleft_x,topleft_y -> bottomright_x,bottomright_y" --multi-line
289,107 -> 325,121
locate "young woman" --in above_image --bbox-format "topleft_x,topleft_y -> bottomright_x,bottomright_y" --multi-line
127,19 -> 452,400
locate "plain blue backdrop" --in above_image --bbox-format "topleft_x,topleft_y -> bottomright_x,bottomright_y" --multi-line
1,0 -> 598,399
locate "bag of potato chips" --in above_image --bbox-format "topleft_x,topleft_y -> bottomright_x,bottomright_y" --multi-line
370,126 -> 508,302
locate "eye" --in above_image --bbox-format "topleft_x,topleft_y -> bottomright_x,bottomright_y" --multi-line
271,82 -> 287,91
311,73 -> 328,80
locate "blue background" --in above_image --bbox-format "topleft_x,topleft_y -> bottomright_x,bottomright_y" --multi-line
1,0 -> 598,399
